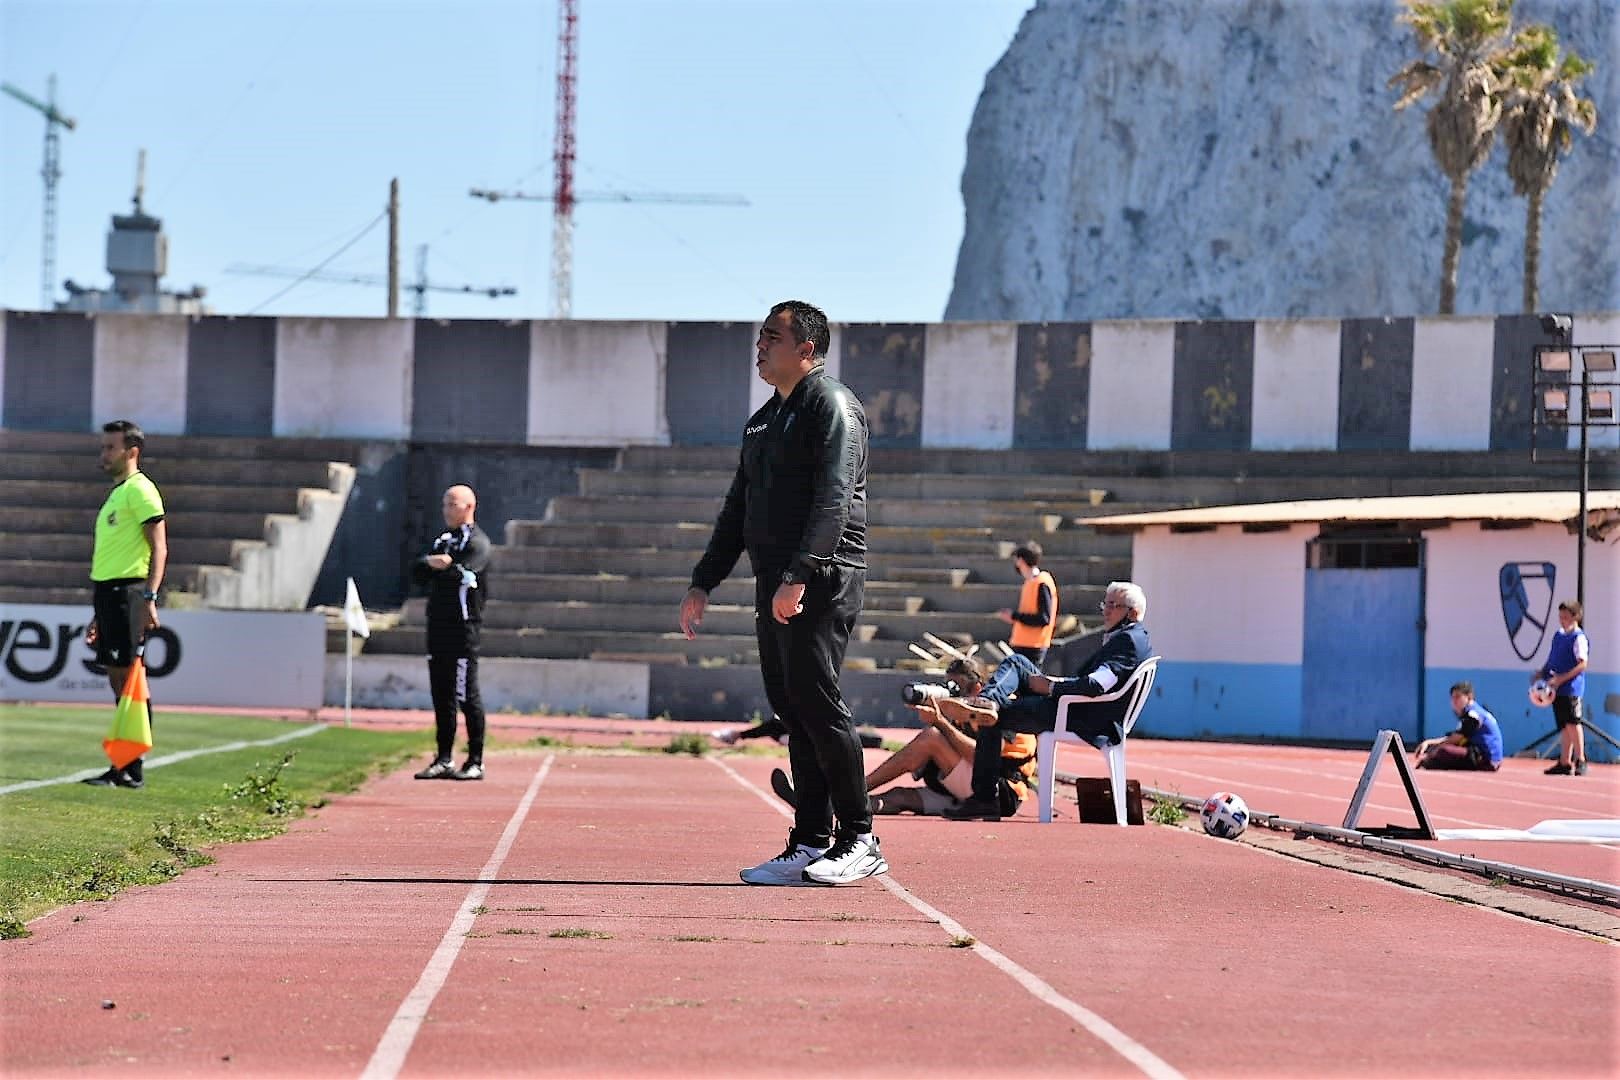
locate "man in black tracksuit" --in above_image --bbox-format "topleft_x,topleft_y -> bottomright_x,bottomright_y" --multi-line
411,484 -> 492,781
681,300 -> 887,886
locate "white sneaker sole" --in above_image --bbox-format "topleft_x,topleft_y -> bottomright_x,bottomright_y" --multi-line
739,868 -> 821,886
802,854 -> 890,885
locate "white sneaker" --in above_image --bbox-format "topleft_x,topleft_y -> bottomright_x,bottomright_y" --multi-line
739,839 -> 828,886
802,834 -> 888,885
711,728 -> 740,745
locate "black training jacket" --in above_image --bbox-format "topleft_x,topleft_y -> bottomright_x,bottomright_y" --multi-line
411,522 -> 492,656
690,364 -> 868,592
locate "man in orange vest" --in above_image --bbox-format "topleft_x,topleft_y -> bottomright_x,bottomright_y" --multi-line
996,540 -> 1058,665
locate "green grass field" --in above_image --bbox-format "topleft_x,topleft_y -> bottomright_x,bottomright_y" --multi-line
0,704 -> 428,937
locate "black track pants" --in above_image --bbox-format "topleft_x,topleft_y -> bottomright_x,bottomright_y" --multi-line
756,565 -> 870,847
427,654 -> 486,763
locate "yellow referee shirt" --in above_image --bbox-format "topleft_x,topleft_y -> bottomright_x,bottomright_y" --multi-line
92,472 -> 165,582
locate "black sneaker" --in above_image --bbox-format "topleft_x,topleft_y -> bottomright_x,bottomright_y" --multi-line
451,761 -> 484,781
769,768 -> 796,808
1572,760 -> 1588,776
82,768 -> 122,787
1544,762 -> 1573,775
414,758 -> 456,780
943,795 -> 1003,821
112,770 -> 144,789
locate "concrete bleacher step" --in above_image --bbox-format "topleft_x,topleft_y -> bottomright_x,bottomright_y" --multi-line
542,494 -> 1147,532
0,534 -> 240,568
585,466 -> 1564,506
353,626 -> 926,667
8,479 -> 305,515
2,559 -> 213,591
399,597 -> 1016,644
480,572 -> 1107,616
617,443 -> 1572,479
2,452 -> 339,489
484,545 -> 1129,587
0,431 -> 357,611
0,507 -> 276,540
577,468 -> 1116,503
0,430 -> 364,462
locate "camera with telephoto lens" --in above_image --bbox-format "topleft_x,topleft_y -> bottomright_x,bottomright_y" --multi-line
901,682 -> 954,706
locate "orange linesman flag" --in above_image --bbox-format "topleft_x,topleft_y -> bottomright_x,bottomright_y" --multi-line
103,659 -> 153,768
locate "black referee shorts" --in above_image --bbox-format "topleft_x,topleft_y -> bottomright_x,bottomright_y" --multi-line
91,579 -> 145,667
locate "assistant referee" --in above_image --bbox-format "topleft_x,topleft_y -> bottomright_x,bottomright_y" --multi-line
83,420 -> 168,790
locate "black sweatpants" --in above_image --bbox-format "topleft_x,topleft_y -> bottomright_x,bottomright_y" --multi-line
756,564 -> 870,847
427,653 -> 486,763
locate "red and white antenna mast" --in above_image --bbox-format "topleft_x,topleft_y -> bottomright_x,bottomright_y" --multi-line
551,0 -> 579,318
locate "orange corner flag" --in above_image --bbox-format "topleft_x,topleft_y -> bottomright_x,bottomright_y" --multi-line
103,659 -> 153,768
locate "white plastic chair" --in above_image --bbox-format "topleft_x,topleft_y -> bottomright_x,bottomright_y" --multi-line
1036,656 -> 1161,825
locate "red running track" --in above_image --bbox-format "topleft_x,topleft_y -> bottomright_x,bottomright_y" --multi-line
2,744 -> 1616,1078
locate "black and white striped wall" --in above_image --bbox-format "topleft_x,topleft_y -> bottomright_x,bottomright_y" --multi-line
3,310 -> 1616,452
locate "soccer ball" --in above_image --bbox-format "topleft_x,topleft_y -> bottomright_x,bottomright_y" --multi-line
1529,679 -> 1555,708
1201,791 -> 1249,840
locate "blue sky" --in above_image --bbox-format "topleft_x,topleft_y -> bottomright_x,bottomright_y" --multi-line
1,1 -> 1030,322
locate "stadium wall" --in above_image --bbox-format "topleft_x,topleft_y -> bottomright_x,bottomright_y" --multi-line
4,310 -> 1616,452
1126,521 -> 1618,755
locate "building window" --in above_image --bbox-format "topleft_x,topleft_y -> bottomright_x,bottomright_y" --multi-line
1307,530 -> 1422,570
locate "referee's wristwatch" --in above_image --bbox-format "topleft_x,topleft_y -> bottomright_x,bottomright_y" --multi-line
779,569 -> 801,587
140,589 -> 159,602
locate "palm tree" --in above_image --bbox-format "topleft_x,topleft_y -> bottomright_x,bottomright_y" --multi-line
1389,0 -> 1516,314
1497,24 -> 1598,313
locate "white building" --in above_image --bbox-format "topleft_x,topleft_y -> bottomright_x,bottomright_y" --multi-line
1090,492 -> 1620,756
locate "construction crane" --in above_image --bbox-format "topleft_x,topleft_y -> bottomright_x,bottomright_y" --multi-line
472,0 -> 747,318
2,75 -> 77,310
226,246 -> 516,317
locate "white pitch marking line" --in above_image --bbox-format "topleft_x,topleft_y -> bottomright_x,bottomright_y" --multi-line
0,722 -> 328,796
361,754 -> 554,1080
708,755 -> 1183,1080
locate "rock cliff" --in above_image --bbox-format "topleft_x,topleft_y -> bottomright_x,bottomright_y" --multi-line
946,0 -> 1618,321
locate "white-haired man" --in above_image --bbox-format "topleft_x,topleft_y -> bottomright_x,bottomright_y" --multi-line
945,581 -> 1152,822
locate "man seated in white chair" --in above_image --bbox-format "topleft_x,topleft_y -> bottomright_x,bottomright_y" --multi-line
943,581 -> 1151,822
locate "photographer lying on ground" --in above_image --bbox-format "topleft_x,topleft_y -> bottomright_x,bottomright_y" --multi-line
770,657 -> 1037,817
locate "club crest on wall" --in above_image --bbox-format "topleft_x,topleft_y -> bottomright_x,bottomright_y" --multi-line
1499,562 -> 1556,662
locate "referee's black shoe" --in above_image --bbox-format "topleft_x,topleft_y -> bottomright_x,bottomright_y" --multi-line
769,768 -> 796,808
83,768 -> 121,787
414,758 -> 456,780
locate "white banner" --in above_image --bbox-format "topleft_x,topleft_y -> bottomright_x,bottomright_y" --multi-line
0,604 -> 326,709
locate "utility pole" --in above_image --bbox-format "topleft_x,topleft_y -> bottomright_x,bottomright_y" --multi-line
2,75 -> 77,310
387,178 -> 401,318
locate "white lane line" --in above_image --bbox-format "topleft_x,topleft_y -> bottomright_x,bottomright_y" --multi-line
0,723 -> 328,796
708,756 -> 1183,1080
361,754 -> 554,1080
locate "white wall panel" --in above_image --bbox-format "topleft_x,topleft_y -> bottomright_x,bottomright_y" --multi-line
92,315 -> 188,434
920,322 -> 1017,449
1423,521 -> 1615,671
0,311 -> 7,428
1572,313 -> 1620,451
274,318 -> 412,438
530,321 -> 668,445
1251,320 -> 1340,449
1128,524 -> 1313,664
1088,321 -> 1174,449
1409,317 -> 1495,450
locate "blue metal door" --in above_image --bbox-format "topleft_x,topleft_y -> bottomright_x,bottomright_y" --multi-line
1301,557 -> 1424,743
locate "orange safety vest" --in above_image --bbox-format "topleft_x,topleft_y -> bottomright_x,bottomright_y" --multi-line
1009,569 -> 1058,650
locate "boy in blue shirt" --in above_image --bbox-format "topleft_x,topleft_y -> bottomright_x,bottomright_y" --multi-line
1535,599 -> 1590,776
1414,681 -> 1502,771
